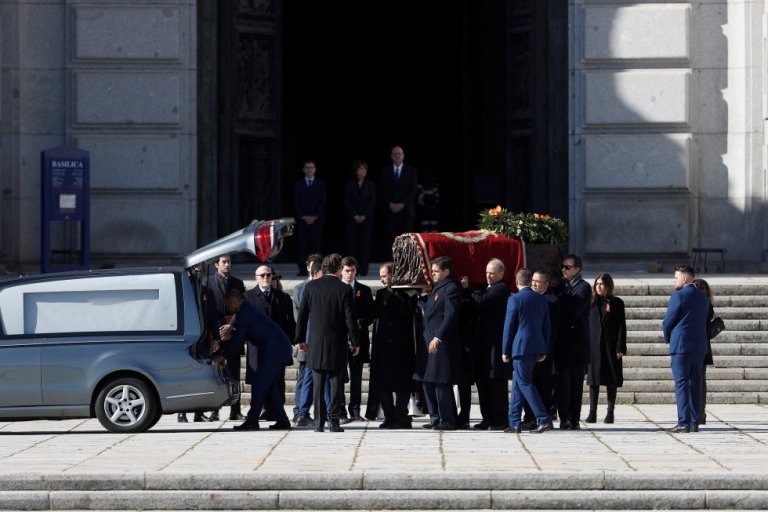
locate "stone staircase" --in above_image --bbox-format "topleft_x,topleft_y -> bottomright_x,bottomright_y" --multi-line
236,282 -> 768,408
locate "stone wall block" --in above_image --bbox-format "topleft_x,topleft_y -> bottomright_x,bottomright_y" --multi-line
584,70 -> 690,126
584,198 -> 690,254
584,134 -> 690,189
583,4 -> 690,61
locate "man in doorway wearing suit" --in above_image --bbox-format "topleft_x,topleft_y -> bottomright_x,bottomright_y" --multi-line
201,254 -> 246,422
502,268 -> 553,434
379,146 -> 418,255
293,160 -> 326,276
662,265 -> 709,433
296,253 -> 360,432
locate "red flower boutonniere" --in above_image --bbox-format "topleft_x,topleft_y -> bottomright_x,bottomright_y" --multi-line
433,292 -> 439,301
355,290 -> 362,298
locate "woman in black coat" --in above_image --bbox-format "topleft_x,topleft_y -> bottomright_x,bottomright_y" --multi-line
693,278 -> 715,425
344,159 -> 376,276
586,273 -> 627,424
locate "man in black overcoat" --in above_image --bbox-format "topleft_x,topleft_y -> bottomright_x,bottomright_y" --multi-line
340,256 -> 374,423
553,254 -> 591,430
461,258 -> 511,430
414,256 -> 463,430
246,265 -> 296,420
371,262 -> 418,429
296,253 -> 360,432
202,254 -> 246,422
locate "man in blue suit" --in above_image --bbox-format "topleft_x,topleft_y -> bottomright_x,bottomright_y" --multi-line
217,289 -> 294,431
662,265 -> 709,433
502,268 -> 553,434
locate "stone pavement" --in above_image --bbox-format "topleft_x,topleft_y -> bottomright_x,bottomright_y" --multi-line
0,404 -> 766,474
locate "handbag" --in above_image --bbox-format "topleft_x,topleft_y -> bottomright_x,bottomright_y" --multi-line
707,316 -> 726,339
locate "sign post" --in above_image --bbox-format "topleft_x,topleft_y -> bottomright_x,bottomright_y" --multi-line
41,146 -> 90,273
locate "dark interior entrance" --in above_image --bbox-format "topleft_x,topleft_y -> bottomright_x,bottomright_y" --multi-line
282,3 -> 508,260
198,1 -> 568,263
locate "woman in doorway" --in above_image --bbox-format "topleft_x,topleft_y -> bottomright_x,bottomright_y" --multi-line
586,273 -> 627,424
344,159 -> 376,276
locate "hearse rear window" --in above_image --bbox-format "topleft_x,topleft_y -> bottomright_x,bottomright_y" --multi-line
0,273 -> 178,335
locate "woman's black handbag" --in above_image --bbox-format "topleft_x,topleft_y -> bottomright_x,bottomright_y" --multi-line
708,316 -> 726,339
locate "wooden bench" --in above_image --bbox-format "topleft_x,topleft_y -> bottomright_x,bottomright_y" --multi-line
691,247 -> 727,273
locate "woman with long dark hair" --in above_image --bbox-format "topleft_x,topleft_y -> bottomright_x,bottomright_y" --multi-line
586,273 -> 627,424
344,159 -> 376,276
692,278 -> 715,424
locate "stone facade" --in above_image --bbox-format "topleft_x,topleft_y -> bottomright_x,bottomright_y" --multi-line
1,1 -> 766,271
0,0 -> 197,269
569,0 -> 766,270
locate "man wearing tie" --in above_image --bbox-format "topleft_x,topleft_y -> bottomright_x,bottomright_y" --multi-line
293,160 -> 326,276
379,146 -> 418,256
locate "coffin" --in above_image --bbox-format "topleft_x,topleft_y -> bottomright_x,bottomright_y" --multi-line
391,231 -> 562,291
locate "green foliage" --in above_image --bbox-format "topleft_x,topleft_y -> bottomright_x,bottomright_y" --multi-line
477,206 -> 567,246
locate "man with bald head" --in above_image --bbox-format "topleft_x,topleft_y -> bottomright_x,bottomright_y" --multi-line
379,146 -> 418,257
245,264 -> 296,420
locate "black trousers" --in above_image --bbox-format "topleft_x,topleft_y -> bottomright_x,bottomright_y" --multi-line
476,378 -> 509,426
296,222 -> 322,274
348,354 -> 364,416
227,352 -> 242,416
262,367 -> 286,418
555,362 -> 585,425
456,383 -> 473,426
313,369 -> 344,426
379,389 -> 411,425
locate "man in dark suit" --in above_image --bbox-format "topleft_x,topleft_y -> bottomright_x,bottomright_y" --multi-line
416,256 -> 462,431
460,258 -> 510,430
502,268 -> 553,434
339,256 -> 374,423
216,290 -> 293,431
291,254 -> 322,425
662,265 -> 709,433
293,160 -> 326,276
202,254 -> 246,422
378,146 -> 418,255
553,254 -> 591,430
246,265 -> 296,421
296,253 -> 360,432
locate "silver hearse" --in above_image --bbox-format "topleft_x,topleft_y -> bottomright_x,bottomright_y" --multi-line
0,218 -> 293,433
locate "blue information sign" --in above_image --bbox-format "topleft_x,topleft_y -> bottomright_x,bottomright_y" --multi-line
41,146 -> 90,273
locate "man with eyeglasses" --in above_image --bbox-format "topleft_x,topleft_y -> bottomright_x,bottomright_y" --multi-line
553,254 -> 591,430
245,265 -> 296,422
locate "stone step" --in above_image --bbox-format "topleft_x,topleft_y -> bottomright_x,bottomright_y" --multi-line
617,379 -> 768,393
626,331 -> 768,343
627,318 -> 768,331
623,367 -> 768,380
4,471 -> 768,510
623,342 -> 768,357
626,306 -> 768,320
621,355 -> 768,368
621,295 -> 768,308
615,284 -> 768,296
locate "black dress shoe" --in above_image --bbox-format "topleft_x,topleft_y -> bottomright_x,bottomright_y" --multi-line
604,411 -> 614,424
314,423 -> 325,432
330,424 -> 344,432
489,424 -> 508,431
433,423 -> 457,431
520,421 -> 537,431
422,422 -> 437,429
193,413 -> 209,422
229,413 -> 245,421
268,422 -> 292,430
504,425 -> 522,433
295,417 -> 313,427
177,413 -> 188,423
668,424 -> 690,433
342,414 -> 363,424
691,425 -> 699,432
559,420 -> 571,430
209,411 -> 220,421
569,423 -> 581,430
585,412 -> 597,423
532,422 -> 554,434
473,422 -> 490,430
233,421 -> 260,431
458,423 -> 471,430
